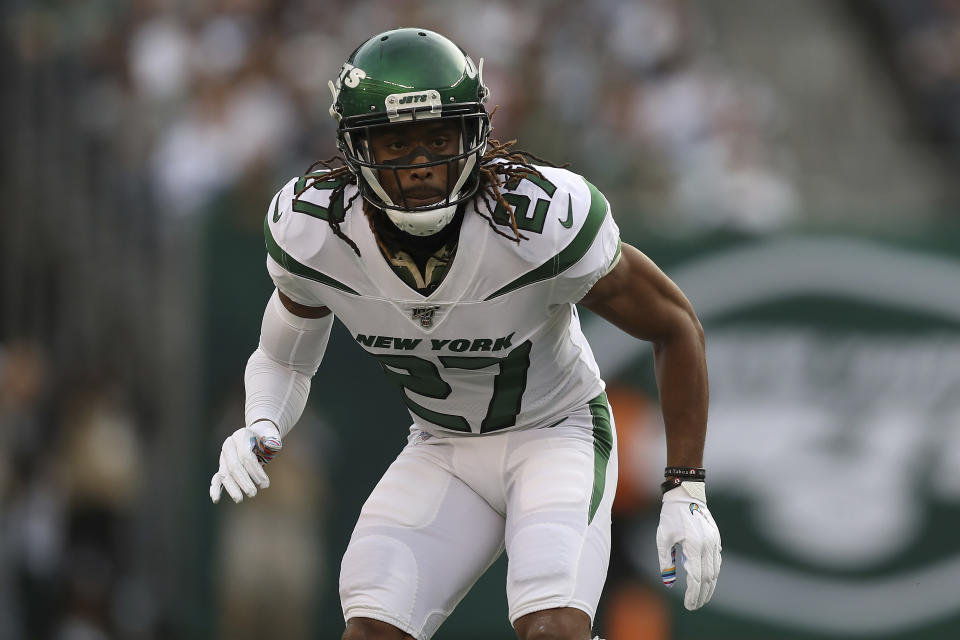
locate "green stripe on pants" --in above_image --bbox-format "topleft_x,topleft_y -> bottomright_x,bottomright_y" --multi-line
588,393 -> 613,524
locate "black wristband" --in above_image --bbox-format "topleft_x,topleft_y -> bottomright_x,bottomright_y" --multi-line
663,466 -> 706,480
660,476 -> 704,495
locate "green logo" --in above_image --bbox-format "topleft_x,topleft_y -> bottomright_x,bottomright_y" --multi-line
586,236 -> 960,636
559,194 -> 573,228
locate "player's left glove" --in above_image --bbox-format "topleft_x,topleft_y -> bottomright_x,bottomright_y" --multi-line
656,480 -> 722,610
209,421 -> 282,504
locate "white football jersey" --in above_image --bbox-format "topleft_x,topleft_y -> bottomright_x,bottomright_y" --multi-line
264,164 -> 621,436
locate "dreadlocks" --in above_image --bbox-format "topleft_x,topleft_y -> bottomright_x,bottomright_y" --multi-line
292,137 -> 564,257
472,138 -> 565,244
293,156 -> 362,256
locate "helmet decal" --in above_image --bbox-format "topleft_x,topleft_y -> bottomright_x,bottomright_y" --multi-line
338,63 -> 367,89
328,63 -> 368,121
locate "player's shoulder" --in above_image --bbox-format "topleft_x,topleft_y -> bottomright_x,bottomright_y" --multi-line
531,164 -> 610,231
265,171 -> 356,255
474,163 -> 620,302
484,162 -> 612,258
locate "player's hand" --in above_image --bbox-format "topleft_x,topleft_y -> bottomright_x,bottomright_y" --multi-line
656,481 -> 722,610
209,421 -> 282,504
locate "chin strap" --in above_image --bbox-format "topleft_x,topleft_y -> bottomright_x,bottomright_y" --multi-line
385,203 -> 459,236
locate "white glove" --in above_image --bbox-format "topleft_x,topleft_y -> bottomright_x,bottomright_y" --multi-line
210,421 -> 282,504
656,481 -> 722,610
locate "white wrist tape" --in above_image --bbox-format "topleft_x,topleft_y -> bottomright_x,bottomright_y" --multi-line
244,290 -> 333,438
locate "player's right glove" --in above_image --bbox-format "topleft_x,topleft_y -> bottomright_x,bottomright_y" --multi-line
656,480 -> 722,610
209,421 -> 282,504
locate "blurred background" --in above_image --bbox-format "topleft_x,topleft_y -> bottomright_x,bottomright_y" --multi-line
2,0 -> 959,638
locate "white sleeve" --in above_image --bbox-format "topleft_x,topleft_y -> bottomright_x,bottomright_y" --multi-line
244,289 -> 334,438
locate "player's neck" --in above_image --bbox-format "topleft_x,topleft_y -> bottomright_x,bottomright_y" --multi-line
365,203 -> 464,295
367,204 -> 464,256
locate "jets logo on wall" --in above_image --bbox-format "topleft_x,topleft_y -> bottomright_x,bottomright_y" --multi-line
586,236 -> 960,638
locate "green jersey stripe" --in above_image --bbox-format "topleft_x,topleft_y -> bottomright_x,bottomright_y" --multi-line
588,392 -> 613,524
611,239 -> 622,268
484,178 -> 609,300
263,215 -> 359,296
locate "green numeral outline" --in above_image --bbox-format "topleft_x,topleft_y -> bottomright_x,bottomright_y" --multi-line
493,194 -> 549,234
492,173 -> 557,235
441,340 -> 532,432
374,340 -> 533,432
291,174 -> 348,223
376,354 -> 467,431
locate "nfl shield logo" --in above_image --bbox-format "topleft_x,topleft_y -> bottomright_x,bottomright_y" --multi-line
411,305 -> 439,328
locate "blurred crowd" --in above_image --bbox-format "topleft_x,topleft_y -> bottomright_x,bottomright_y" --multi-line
859,0 -> 960,162
7,0 -> 810,231
0,342 -> 155,639
2,0 -> 959,638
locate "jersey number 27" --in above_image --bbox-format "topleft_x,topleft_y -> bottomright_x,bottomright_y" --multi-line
374,340 -> 532,433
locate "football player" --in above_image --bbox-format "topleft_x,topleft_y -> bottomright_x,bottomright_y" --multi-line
210,28 -> 721,640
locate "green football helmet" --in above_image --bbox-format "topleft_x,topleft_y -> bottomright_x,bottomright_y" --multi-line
328,28 -> 491,235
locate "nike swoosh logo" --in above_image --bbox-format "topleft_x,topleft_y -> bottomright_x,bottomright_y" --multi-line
559,194 -> 573,228
272,197 -> 282,222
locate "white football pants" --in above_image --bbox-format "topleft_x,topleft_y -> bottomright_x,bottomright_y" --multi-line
339,394 -> 618,640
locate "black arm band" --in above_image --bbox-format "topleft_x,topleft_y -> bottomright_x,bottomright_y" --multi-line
663,466 -> 706,480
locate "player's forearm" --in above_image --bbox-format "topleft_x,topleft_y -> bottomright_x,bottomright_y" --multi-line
244,349 -> 313,438
653,315 -> 708,468
245,289 -> 333,437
